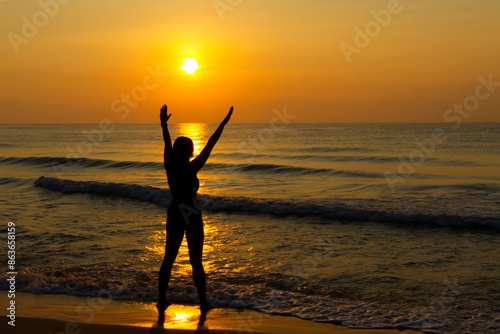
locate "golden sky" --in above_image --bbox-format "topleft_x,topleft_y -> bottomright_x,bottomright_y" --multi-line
0,0 -> 499,123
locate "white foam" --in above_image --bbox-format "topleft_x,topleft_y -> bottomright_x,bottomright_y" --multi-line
35,176 -> 500,231
0,265 -> 496,333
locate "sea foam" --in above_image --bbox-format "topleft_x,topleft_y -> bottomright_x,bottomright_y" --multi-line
35,176 -> 500,231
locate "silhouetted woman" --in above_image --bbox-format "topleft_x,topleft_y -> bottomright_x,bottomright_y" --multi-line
157,104 -> 233,320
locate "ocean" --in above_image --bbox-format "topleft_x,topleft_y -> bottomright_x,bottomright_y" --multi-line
1,123 -> 499,333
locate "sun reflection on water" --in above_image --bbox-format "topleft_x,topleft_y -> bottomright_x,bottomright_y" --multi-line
132,304 -> 201,329
164,304 -> 201,329
176,123 -> 208,157
145,220 -> 216,278
144,229 -> 166,258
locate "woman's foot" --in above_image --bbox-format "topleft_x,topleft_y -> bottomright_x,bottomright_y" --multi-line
156,300 -> 170,324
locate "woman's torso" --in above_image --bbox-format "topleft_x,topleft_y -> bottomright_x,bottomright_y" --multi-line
167,161 -> 199,206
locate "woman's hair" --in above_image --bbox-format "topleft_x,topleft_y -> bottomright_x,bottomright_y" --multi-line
170,136 -> 194,163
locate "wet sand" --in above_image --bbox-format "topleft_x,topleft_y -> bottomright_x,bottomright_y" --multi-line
0,292 -> 421,334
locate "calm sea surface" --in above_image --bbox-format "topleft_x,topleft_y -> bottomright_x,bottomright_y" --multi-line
1,123 -> 499,333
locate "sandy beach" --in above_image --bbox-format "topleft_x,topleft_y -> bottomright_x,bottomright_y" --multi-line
0,292 -> 422,334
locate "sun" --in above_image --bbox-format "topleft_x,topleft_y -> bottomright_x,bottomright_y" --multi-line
180,58 -> 199,74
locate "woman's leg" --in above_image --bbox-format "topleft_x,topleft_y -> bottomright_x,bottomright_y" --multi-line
158,219 -> 184,303
186,216 -> 207,307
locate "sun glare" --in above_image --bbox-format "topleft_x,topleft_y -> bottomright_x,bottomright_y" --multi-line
180,58 -> 199,74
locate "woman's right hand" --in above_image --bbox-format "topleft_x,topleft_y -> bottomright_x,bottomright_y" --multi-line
222,106 -> 233,125
160,104 -> 172,123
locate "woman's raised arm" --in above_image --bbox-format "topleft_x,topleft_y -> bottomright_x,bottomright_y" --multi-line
191,106 -> 233,174
160,104 -> 172,171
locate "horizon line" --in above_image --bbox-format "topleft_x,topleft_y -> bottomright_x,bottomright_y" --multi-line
1,121 -> 500,125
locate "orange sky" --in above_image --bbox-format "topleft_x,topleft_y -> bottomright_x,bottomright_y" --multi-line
0,0 -> 499,123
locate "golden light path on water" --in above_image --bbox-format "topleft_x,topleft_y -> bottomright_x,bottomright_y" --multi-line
145,223 -> 218,276
177,123 -> 209,157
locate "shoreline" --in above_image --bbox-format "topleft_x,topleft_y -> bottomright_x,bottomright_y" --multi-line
0,292 -> 421,333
